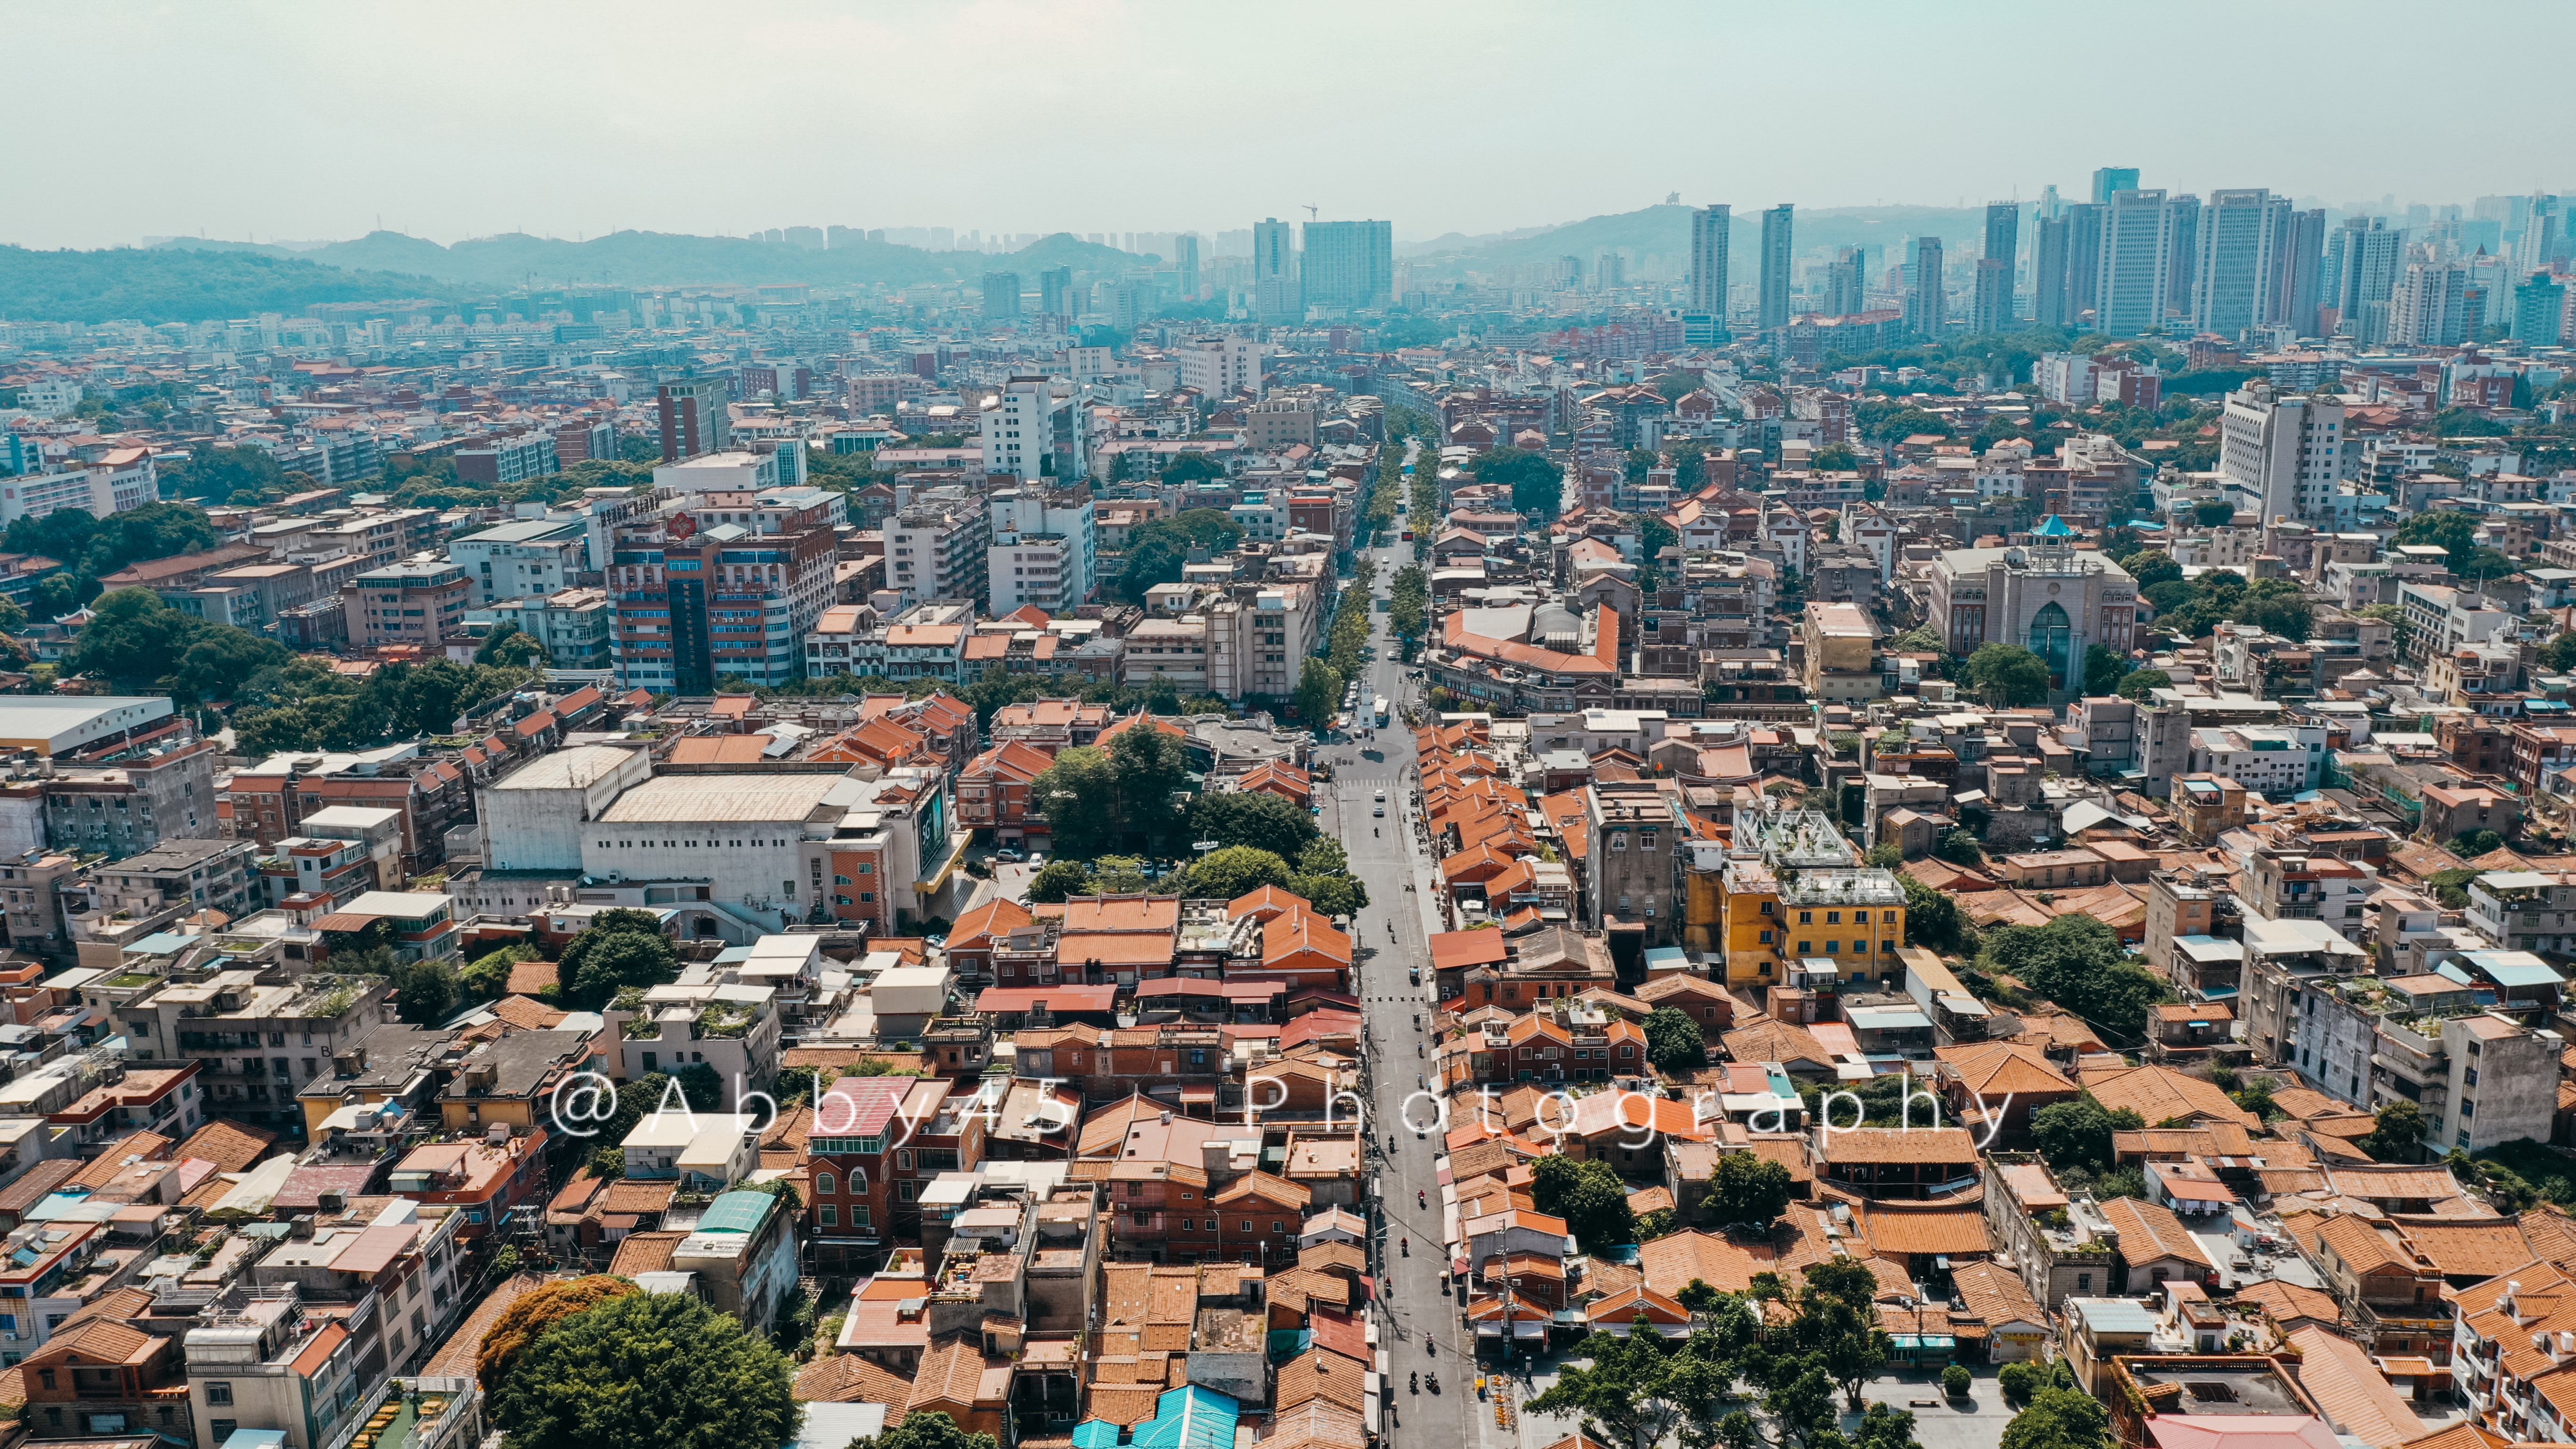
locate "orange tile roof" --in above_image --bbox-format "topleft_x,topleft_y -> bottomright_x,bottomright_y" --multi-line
2286,1325 -> 2425,1447
2099,1196 -> 2214,1270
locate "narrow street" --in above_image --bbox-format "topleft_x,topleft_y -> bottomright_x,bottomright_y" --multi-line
1317,512 -> 1493,1449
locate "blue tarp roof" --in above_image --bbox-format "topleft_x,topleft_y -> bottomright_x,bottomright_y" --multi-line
1132,1387 -> 1239,1449
696,1190 -> 777,1234
1071,1423 -> 1123,1449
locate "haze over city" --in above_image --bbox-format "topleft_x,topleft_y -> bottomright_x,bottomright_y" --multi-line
7,0 -> 2573,251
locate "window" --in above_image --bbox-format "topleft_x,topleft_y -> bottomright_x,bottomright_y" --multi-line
820,1205 -> 837,1227
1797,911 -> 1813,924
815,1173 -> 835,1196
206,1383 -> 234,1406
1240,1220 -> 1253,1232
1797,941 -> 1812,954
1826,911 -> 1841,925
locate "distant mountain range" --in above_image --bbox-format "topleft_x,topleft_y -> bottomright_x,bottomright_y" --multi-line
144,228 -> 1147,292
6,204 -> 2025,324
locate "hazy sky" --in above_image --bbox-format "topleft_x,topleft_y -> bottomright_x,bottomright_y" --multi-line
12,0 -> 2574,252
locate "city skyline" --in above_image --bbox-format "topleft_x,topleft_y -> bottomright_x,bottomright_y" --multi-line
8,0 -> 2576,252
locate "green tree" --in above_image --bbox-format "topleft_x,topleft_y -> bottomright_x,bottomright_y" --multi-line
1294,658 -> 1343,732
461,943 -> 542,1002
2192,499 -> 2235,526
1030,745 -> 1117,858
1707,1151 -> 1793,1231
2029,1095 -> 2144,1175
1632,512 -> 1681,591
1980,914 -> 2169,1041
1897,874 -> 1969,953
1943,1364 -> 1972,1397
387,958 -> 462,1026
1159,452 -> 1225,486
489,1290 -> 800,1449
2448,829 -> 2505,859
1965,642 -> 2052,706
2359,1098 -> 2426,1162
2542,631 -> 2576,673
1999,1386 -> 2113,1449
1933,829 -> 1984,866
171,625 -> 291,702
475,1275 -> 638,1389
1644,1007 -> 1709,1075
1107,723 -> 1192,855
2114,668 -> 2171,701
1764,1360 -> 1839,1447
558,908 -> 679,1011
1025,860 -> 1091,903
2082,645 -> 2132,697
477,623 -> 551,669
851,1410 -> 1002,1449
1472,448 -> 1566,517
2118,550 -> 2183,588
1291,837 -> 1369,918
1531,1154 -> 1636,1252
61,588 -> 201,690
2393,509 -> 2517,580
1996,1362 -> 2035,1406
1177,845 -> 1294,902
1119,511 -> 1245,603
1185,790 -> 1320,860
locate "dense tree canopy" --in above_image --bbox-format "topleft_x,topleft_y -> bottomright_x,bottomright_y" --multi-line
1707,1151 -> 1794,1230
489,1289 -> 801,1449
1472,447 -> 1566,516
476,1275 -> 639,1389
1532,1154 -> 1636,1252
1645,1007 -> 1709,1075
559,908 -> 679,1011
1965,643 -> 2051,706
1980,914 -> 2169,1042
1120,509 -> 1245,603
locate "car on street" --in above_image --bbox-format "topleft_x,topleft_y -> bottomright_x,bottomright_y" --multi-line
994,847 -> 1022,862
1373,805 -> 1385,816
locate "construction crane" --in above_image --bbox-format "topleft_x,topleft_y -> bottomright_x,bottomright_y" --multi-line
1304,205 -> 1319,220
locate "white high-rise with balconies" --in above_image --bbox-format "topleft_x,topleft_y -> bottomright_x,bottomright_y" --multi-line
2220,380 -> 2346,524
987,488 -> 1096,618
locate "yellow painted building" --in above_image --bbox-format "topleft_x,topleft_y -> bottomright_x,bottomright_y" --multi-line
1699,809 -> 1907,988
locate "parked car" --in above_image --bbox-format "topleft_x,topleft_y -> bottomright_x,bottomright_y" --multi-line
994,848 -> 1023,862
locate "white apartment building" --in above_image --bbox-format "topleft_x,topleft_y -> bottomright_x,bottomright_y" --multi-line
448,518 -> 590,605
2034,353 -> 2102,405
652,451 -> 778,496
0,447 -> 155,527
884,493 -> 991,611
981,376 -> 1085,482
1177,336 -> 1266,401
1206,582 -> 1320,704
2219,381 -> 2345,523
1126,616 -> 1210,693
14,378 -> 81,417
2186,724 -> 2327,797
987,489 -> 1096,617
